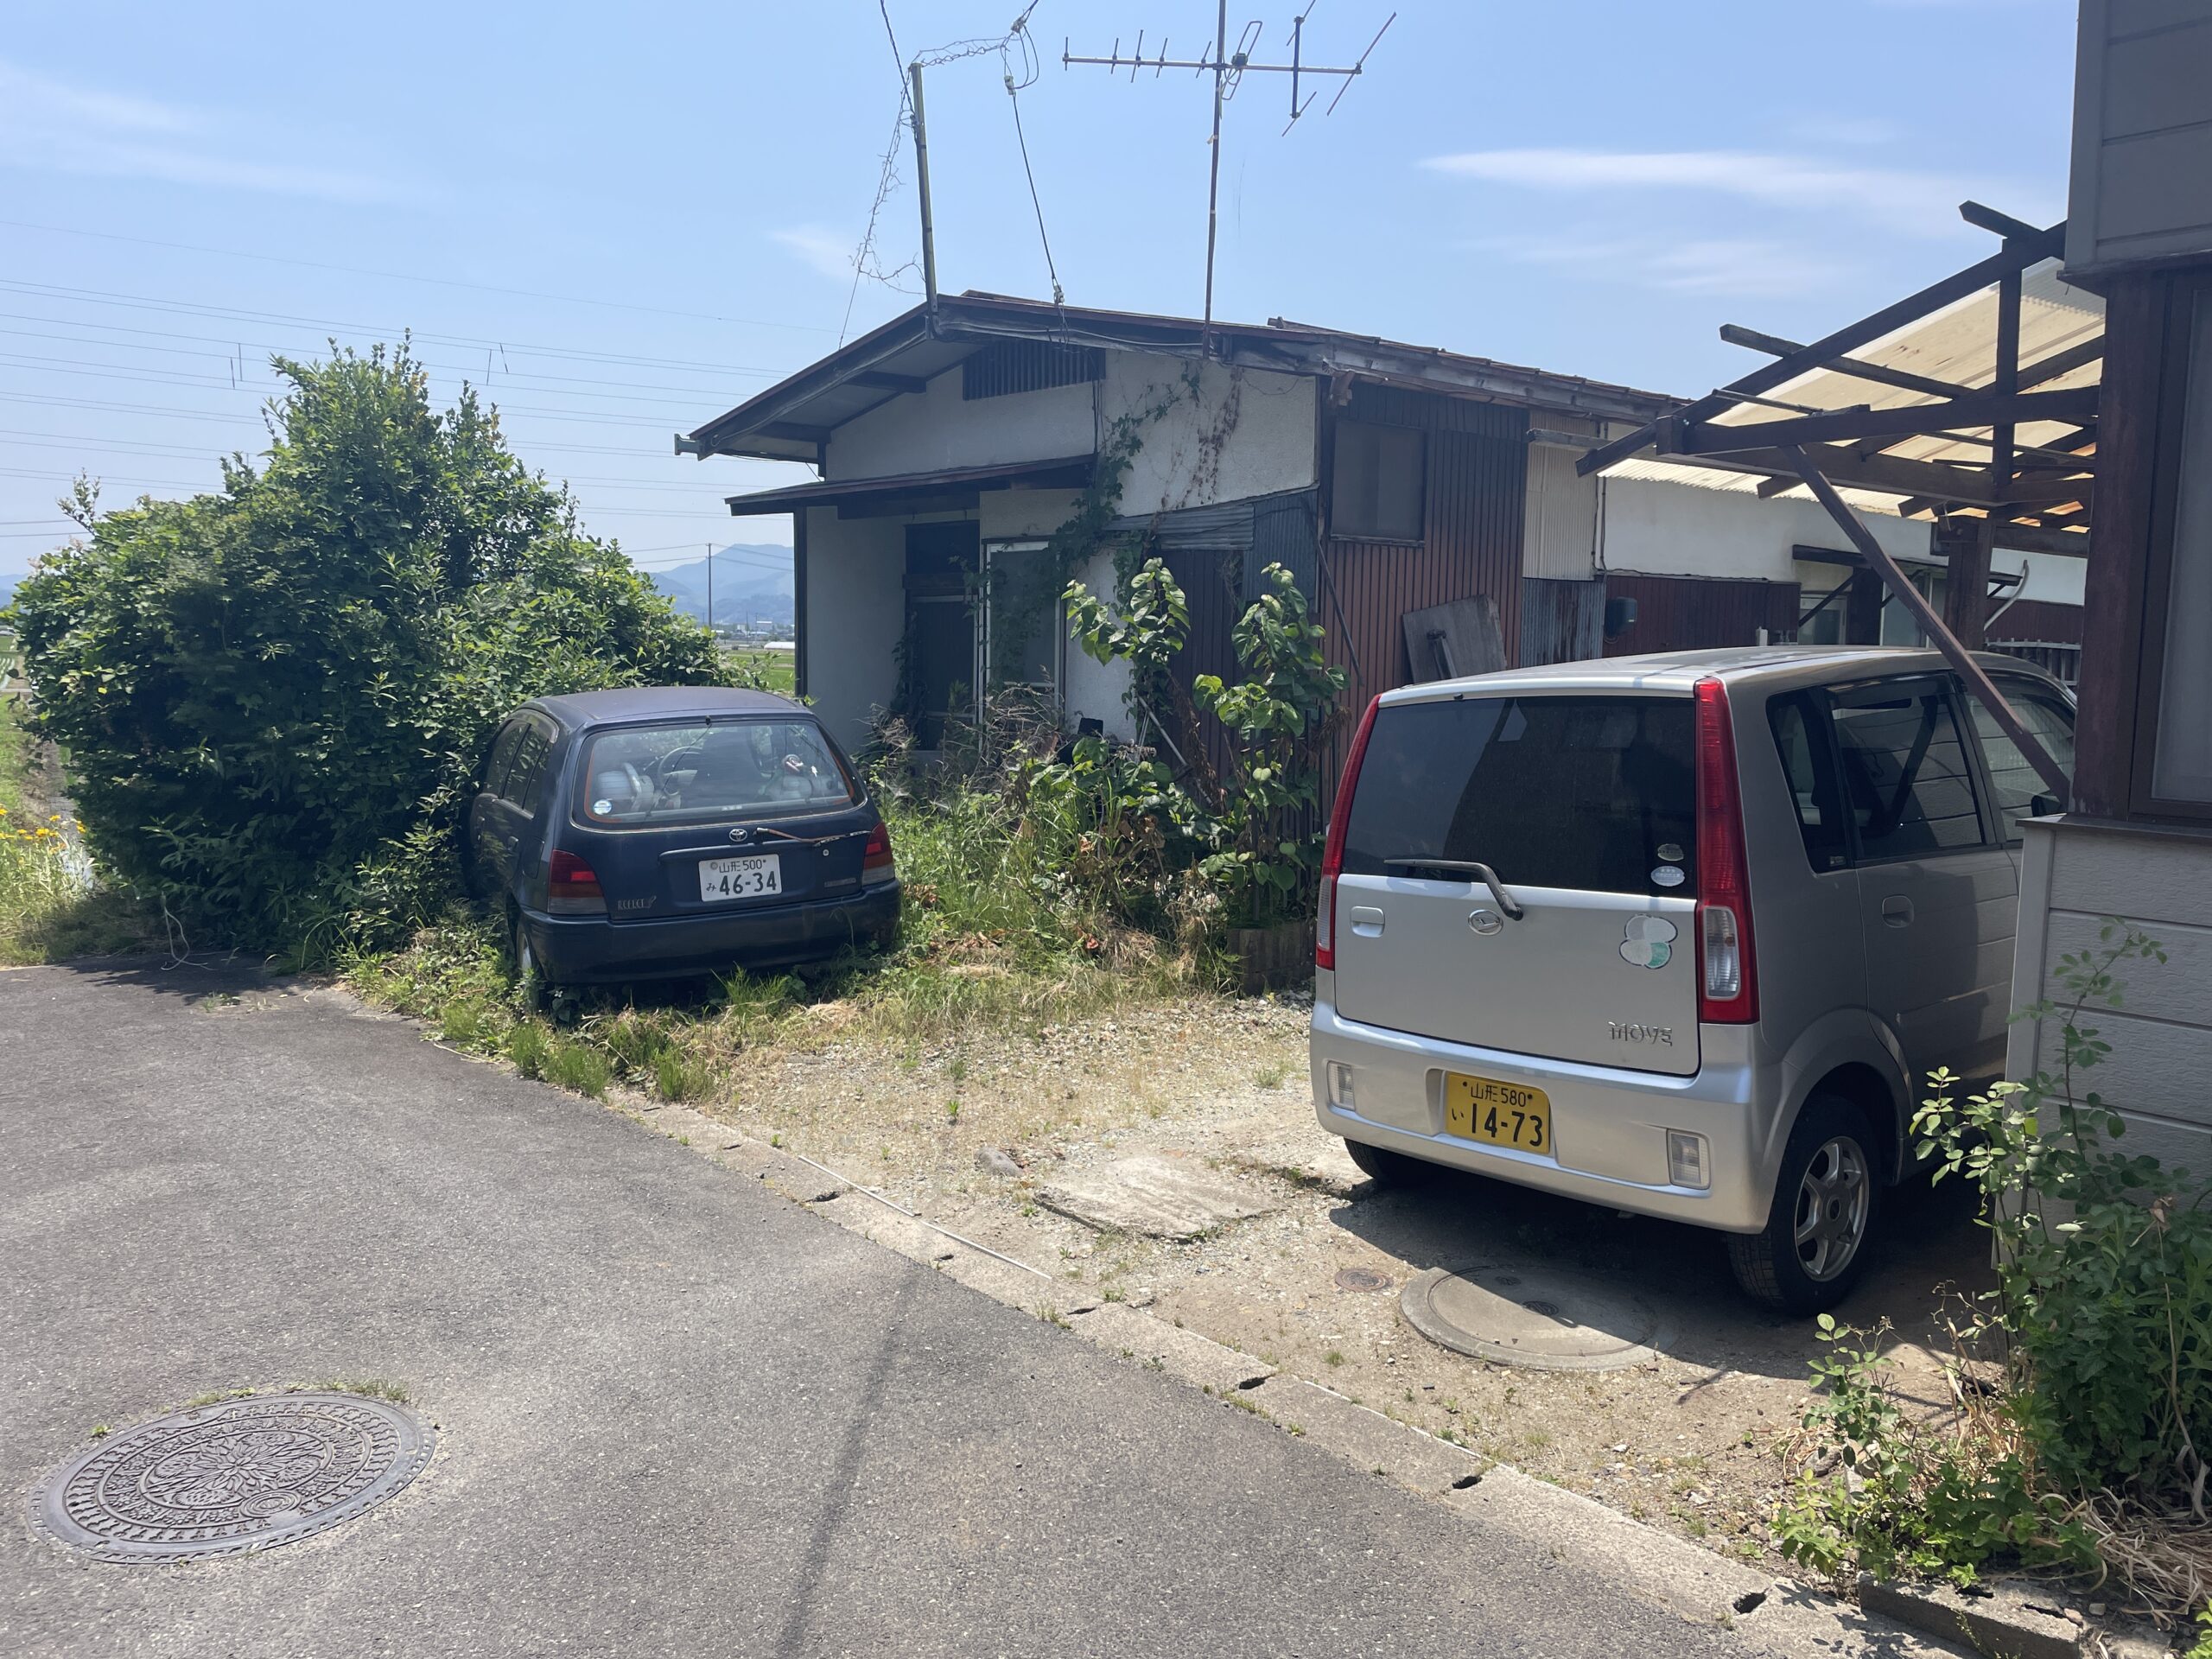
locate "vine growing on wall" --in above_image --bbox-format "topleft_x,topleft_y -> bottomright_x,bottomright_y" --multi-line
976,374 -> 1186,694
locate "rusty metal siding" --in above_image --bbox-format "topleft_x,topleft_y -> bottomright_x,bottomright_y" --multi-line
1600,574 -> 1801,657
961,340 -> 1103,400
1317,389 -> 1529,798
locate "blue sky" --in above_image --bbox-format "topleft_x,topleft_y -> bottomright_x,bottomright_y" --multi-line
0,0 -> 2077,586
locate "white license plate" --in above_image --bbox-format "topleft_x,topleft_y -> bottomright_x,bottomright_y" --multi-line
697,854 -> 782,902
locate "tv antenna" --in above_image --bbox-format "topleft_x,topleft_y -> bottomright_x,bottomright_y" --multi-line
1065,4 -> 1394,339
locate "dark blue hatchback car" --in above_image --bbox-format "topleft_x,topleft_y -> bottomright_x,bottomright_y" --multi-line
467,687 -> 899,1003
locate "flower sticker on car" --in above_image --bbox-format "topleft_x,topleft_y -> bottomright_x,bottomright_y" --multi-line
1620,914 -> 1678,969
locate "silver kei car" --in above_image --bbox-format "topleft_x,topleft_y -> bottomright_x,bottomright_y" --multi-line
1310,646 -> 2076,1313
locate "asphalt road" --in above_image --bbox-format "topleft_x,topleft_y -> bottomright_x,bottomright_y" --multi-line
0,963 -> 1743,1659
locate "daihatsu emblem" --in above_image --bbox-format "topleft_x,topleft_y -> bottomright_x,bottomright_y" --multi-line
1467,908 -> 1504,936
728,826 -> 752,844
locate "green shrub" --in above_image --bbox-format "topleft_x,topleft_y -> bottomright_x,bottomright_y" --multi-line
9,343 -> 724,957
1778,922 -> 2212,1609
1916,923 -> 2202,1503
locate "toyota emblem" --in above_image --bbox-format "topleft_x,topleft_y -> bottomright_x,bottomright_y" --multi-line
1467,908 -> 1504,936
728,827 -> 752,844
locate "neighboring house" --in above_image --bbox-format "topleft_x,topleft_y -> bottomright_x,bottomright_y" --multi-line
679,292 -> 2081,779
2008,0 -> 2212,1168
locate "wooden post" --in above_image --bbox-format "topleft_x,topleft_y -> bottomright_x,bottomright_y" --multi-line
1940,517 -> 1994,649
910,63 -> 938,315
1844,565 -> 1885,645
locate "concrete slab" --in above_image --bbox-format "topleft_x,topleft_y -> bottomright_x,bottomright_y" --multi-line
1224,1132 -> 1373,1199
1036,1154 -> 1278,1239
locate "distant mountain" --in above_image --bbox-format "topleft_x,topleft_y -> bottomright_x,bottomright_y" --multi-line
645,543 -> 794,632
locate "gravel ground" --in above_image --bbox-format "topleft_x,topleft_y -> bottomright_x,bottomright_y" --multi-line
700,991 -> 1993,1575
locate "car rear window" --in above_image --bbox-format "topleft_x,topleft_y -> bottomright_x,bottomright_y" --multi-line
1342,696 -> 1697,894
578,720 -> 855,824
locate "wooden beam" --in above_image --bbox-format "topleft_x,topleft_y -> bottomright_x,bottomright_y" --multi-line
1786,448 -> 2069,798
1718,323 -> 1974,401
759,421 -> 835,444
1577,219 -> 2066,477
1960,200 -> 2046,243
2018,335 -> 2104,392
849,370 -> 931,394
1983,522 -> 2093,558
1675,385 -> 2100,456
1682,444 -> 1999,503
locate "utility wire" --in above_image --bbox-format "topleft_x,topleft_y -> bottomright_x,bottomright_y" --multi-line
0,219 -> 836,334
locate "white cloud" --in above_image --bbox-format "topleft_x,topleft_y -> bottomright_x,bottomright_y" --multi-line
1474,232 -> 1847,300
771,225 -> 858,284
0,59 -> 401,202
1423,146 -> 2023,238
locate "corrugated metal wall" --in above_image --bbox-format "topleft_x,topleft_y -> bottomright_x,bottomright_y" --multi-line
1600,574 -> 1801,657
1316,386 -> 1530,791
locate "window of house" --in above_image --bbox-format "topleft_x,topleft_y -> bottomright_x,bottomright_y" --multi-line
982,540 -> 1062,698
2146,284 -> 2212,806
1332,422 -> 1424,542
1827,680 -> 1986,860
1966,683 -> 2075,839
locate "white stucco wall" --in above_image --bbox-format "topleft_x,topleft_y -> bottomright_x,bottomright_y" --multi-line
823,352 -> 1318,511
1599,477 -> 1936,581
800,505 -> 906,756
1992,548 -> 2089,607
1107,357 -> 1318,515
825,372 -> 1095,480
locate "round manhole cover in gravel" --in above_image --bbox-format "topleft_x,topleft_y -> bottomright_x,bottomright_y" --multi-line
30,1393 -> 433,1563
1334,1267 -> 1392,1293
1399,1265 -> 1672,1372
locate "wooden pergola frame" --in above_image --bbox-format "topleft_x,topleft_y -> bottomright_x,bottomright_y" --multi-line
1578,207 -> 2092,799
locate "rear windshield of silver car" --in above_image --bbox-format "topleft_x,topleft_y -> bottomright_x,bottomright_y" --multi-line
1342,696 -> 1697,894
577,720 -> 855,825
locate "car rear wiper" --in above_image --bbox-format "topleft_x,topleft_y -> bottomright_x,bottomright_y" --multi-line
1382,856 -> 1525,920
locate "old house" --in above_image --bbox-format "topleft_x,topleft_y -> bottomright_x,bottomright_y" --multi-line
682,293 -> 2069,779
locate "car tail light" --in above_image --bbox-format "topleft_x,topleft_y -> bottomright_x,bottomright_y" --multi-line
1694,677 -> 1758,1024
547,849 -> 606,917
861,820 -> 896,887
1316,696 -> 1381,971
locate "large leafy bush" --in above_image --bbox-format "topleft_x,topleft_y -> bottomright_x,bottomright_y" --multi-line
10,343 -> 723,951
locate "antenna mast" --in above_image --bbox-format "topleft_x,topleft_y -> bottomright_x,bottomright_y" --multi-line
1064,7 -> 1394,342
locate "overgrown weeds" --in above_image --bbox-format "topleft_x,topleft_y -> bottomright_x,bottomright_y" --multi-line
1777,922 -> 2212,1623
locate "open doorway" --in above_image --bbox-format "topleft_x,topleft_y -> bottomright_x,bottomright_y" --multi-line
902,523 -> 978,750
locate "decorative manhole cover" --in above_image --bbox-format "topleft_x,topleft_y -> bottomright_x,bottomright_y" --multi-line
1400,1265 -> 1672,1372
30,1393 -> 433,1563
1335,1267 -> 1392,1293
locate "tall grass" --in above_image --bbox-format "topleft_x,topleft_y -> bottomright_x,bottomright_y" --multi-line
0,701 -> 148,963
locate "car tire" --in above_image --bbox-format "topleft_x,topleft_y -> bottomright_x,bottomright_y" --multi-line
1729,1093 -> 1883,1315
1343,1137 -> 1430,1187
510,911 -> 549,1015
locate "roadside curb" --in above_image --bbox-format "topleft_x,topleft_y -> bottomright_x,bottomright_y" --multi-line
1856,1573 -> 2090,1659
593,1083 -> 1974,1656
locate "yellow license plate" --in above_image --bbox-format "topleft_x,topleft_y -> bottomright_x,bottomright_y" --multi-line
1446,1073 -> 1553,1155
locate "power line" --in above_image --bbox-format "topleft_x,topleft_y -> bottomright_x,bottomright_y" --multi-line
0,219 -> 838,334
0,283 -> 799,378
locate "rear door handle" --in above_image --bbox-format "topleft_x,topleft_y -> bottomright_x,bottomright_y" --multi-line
1349,906 -> 1385,938
1880,896 -> 1914,927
